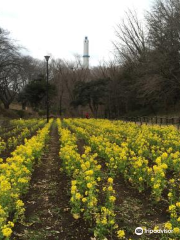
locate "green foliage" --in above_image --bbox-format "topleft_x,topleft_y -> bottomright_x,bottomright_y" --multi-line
16,110 -> 26,118
72,79 -> 109,117
38,109 -> 46,116
18,74 -> 56,110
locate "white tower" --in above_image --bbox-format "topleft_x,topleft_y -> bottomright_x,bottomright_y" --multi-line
83,36 -> 90,68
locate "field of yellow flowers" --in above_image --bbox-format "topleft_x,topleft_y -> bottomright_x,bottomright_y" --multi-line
0,118 -> 180,240
61,118 -> 180,239
0,119 -> 50,239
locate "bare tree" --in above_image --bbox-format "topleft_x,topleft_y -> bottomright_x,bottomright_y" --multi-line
145,0 -> 180,112
0,28 -> 25,109
50,55 -> 91,116
113,10 -> 148,64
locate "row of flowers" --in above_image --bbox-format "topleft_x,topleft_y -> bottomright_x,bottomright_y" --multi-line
0,119 -> 52,239
0,119 -> 26,135
0,119 -> 44,138
0,138 -> 6,155
0,119 -> 46,154
6,119 -> 46,150
57,119 -> 125,239
63,118 -> 180,238
67,118 -> 179,194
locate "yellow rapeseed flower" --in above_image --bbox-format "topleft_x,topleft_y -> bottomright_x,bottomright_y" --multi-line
108,186 -> 113,191
109,196 -> 116,202
2,228 -> 12,237
153,183 -> 160,189
73,214 -> 80,219
71,180 -> 77,185
162,152 -> 168,159
165,222 -> 172,230
7,221 -> 14,228
87,183 -> 92,189
173,227 -> 180,234
71,185 -> 77,191
168,192 -> 173,198
117,229 -> 125,239
82,197 -> 87,203
97,177 -> 101,182
108,177 -> 113,184
169,205 -> 176,211
16,200 -> 24,208
75,193 -> 81,200
101,218 -> 107,225
169,179 -> 175,184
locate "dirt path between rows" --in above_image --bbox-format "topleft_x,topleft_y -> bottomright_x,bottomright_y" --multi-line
12,122 -> 92,240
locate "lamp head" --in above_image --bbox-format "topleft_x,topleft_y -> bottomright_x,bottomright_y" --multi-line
44,56 -> 50,62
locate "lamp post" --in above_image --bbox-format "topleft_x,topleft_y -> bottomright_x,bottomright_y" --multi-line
44,55 -> 50,123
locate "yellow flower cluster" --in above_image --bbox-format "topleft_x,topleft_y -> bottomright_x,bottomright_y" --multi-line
57,119 -> 101,222
63,118 -> 180,236
117,229 -> 125,239
94,176 -> 120,238
0,119 -> 46,153
0,138 -> 6,155
58,119 -> 122,239
0,119 -> 52,239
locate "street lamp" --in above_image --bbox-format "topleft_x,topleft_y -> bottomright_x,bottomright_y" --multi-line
44,55 -> 50,123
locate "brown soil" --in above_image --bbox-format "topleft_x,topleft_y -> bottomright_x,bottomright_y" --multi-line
12,122 -> 92,240
113,175 -> 169,240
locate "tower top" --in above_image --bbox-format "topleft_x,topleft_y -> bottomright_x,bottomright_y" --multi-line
83,36 -> 89,68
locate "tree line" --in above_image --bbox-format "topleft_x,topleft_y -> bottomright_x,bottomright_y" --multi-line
112,0 -> 180,117
1,0 -> 180,118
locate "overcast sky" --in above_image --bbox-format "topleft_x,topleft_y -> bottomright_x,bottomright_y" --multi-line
0,0 -> 153,66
